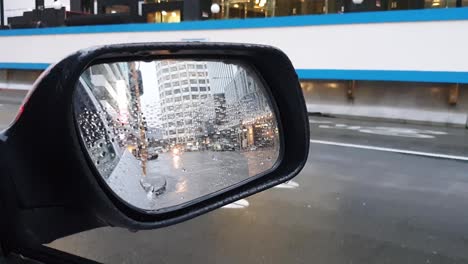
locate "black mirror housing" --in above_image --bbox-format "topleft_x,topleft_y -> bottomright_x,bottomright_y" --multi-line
0,43 -> 309,245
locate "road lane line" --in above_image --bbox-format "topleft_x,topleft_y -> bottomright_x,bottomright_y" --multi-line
310,139 -> 468,161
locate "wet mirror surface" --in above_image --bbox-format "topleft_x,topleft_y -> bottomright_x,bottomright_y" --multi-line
73,60 -> 280,211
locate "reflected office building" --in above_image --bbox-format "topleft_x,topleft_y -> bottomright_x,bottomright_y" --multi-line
154,60 -> 275,149
155,60 -> 214,144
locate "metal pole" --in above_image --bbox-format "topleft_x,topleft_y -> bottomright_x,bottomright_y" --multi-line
0,0 -> 4,27
130,62 -> 148,176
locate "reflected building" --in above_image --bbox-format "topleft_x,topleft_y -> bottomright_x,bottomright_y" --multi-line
222,66 -> 270,127
83,62 -> 131,119
155,60 -> 214,144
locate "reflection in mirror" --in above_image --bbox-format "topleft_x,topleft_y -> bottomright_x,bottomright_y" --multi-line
73,59 -> 280,211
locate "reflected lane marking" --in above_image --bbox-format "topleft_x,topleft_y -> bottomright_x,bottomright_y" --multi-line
310,139 -> 468,161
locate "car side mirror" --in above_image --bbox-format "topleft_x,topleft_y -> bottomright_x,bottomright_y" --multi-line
0,43 -> 309,245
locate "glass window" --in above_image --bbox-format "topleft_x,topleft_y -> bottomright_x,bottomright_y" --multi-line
166,98 -> 173,103
171,74 -> 178,79
190,79 -> 198,84
178,65 -> 186,70
200,87 -> 207,92
162,68 -> 169,73
181,72 -> 188,77
182,80 -> 189,85
170,66 -> 177,71
177,121 -> 184,126
196,65 -> 204,69
188,65 -> 195,69
198,72 -> 206,77
183,95 -> 190,100
164,83 -> 171,88
165,90 -> 172,96
177,128 -> 185,134
173,82 -> 180,87
201,94 -> 208,99
199,79 -> 206,84
174,89 -> 181,94
190,72 -> 197,77
182,87 -> 189,93
175,97 -> 182,102
192,95 -> 199,99
191,87 -> 198,92
149,10 -> 181,23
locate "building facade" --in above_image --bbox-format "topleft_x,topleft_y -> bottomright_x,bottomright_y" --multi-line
155,60 -> 214,143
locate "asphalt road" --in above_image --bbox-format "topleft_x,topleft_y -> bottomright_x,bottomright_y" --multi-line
2,101 -> 468,263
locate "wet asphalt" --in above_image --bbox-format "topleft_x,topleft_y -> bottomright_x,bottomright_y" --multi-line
2,102 -> 468,264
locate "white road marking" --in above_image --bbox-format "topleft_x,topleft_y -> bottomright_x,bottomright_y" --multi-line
310,139 -> 468,161
222,199 -> 249,209
274,180 -> 299,189
309,119 -> 333,124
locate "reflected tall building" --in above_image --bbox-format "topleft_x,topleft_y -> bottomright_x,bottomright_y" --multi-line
222,66 -> 270,128
83,62 -> 131,118
155,60 -> 214,143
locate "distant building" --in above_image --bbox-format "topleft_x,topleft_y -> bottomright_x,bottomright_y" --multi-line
155,60 -> 214,144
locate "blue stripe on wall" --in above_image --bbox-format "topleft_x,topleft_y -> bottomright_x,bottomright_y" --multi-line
296,69 -> 468,84
1,63 -> 467,84
0,63 -> 50,70
1,8 -> 468,37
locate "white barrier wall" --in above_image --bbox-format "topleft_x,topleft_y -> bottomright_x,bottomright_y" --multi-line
1,9 -> 468,125
1,20 -> 468,74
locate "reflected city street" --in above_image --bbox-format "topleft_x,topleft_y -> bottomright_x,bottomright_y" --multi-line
73,59 -> 280,211
144,148 -> 277,209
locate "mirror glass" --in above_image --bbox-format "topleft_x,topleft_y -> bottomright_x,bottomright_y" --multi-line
73,59 -> 280,211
